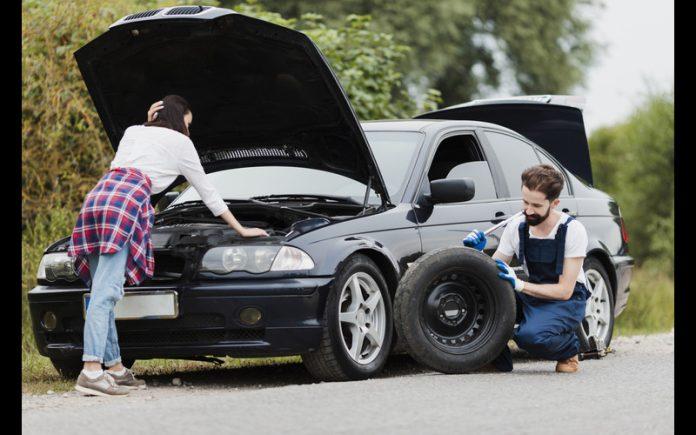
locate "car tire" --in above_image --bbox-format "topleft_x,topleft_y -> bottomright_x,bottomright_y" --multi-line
51,358 -> 83,379
394,246 -> 516,373
302,254 -> 393,381
577,257 -> 615,352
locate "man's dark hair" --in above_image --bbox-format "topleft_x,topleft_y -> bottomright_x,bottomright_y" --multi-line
521,164 -> 564,201
144,94 -> 191,136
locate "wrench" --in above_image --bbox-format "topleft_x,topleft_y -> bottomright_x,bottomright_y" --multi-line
483,211 -> 523,236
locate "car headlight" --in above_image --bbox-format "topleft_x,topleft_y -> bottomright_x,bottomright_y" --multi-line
37,252 -> 78,282
200,245 -> 314,274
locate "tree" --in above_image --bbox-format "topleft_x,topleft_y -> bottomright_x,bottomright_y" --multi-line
588,90 -> 674,272
236,0 -> 599,106
22,0 -> 437,223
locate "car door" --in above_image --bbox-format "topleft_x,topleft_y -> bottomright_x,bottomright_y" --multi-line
413,130 -> 509,257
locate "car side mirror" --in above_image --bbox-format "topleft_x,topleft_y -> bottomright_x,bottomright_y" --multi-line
427,178 -> 476,204
158,191 -> 180,210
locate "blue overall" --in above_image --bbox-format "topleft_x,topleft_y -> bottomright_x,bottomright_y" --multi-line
493,216 -> 590,371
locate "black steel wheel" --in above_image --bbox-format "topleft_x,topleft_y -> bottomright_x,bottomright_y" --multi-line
394,247 -> 516,373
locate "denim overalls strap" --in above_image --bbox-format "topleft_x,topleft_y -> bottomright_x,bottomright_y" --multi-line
518,222 -> 527,267
518,215 -> 574,284
554,216 -> 575,274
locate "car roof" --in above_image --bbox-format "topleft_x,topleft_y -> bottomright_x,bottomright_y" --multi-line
360,119 -> 520,136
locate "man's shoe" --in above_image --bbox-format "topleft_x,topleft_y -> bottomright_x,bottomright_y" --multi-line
556,355 -> 580,373
108,368 -> 147,390
75,371 -> 130,396
491,345 -> 513,372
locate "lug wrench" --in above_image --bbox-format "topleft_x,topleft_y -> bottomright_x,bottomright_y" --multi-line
483,211 -> 524,236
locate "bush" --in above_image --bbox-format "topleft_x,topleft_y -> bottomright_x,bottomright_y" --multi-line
588,90 -> 674,273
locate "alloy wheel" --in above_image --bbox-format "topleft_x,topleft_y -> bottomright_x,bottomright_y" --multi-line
338,272 -> 387,365
582,269 -> 612,344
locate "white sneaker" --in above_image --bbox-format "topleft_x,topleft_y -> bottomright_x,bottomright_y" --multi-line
75,371 -> 130,396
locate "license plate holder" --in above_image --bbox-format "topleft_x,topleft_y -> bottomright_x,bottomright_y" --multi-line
83,290 -> 179,320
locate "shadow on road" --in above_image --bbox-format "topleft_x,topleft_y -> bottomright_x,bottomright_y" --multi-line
138,350 -> 542,391
139,354 -> 431,390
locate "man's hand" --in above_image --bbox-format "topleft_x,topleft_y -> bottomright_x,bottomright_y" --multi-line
147,100 -> 164,122
463,230 -> 486,251
495,259 -> 525,292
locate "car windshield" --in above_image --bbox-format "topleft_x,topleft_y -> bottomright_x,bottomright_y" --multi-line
172,131 -> 424,206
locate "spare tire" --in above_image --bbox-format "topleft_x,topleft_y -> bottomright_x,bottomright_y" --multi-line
394,246 -> 516,373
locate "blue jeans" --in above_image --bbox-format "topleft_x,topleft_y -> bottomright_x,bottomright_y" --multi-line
82,248 -> 128,366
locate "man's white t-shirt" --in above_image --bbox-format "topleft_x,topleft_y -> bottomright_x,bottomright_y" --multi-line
110,125 -> 227,217
497,212 -> 588,285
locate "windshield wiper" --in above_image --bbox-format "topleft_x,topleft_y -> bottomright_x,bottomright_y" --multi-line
250,194 -> 362,205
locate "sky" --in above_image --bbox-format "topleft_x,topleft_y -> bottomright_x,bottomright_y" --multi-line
576,0 -> 674,134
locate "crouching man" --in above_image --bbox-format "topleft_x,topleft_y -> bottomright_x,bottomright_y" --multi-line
464,164 -> 590,373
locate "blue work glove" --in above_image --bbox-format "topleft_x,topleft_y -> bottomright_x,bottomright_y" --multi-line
495,259 -> 525,292
463,230 -> 486,251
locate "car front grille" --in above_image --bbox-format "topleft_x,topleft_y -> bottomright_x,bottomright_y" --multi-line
152,251 -> 186,279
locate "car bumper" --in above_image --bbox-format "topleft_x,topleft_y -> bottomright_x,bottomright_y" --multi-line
28,276 -> 334,361
611,255 -> 634,317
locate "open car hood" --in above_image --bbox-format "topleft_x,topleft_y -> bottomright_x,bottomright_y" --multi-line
416,96 -> 593,185
74,5 -> 390,204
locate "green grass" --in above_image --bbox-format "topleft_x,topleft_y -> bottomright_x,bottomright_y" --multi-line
22,351 -> 302,394
615,265 -> 674,336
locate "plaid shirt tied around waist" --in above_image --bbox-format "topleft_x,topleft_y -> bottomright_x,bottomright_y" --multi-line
68,167 -> 155,286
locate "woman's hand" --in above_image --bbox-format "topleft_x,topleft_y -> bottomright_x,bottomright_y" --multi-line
217,210 -> 268,237
147,100 -> 164,122
239,227 -> 269,238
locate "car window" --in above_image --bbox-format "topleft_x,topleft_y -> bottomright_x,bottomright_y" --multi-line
365,131 -> 424,202
425,134 -> 497,201
485,131 -> 541,198
535,149 -> 571,196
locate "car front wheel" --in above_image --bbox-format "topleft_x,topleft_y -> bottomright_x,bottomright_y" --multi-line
302,254 -> 393,381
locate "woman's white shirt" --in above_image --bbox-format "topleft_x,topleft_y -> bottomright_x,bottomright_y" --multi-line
110,125 -> 227,216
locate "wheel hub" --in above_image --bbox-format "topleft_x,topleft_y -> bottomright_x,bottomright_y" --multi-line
438,293 -> 467,326
420,271 -> 493,352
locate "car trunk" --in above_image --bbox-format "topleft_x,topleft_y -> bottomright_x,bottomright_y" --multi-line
416,101 -> 594,185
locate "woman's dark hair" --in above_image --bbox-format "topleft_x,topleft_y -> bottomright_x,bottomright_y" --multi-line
144,94 -> 191,136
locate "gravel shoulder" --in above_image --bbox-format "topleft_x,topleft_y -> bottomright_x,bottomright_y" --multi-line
22,331 -> 674,434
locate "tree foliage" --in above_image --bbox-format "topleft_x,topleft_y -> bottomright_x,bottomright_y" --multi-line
588,91 -> 674,272
240,0 -> 599,106
22,0 -> 438,223
231,1 -> 441,120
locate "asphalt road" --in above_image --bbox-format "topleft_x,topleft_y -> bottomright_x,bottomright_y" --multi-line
22,331 -> 674,434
